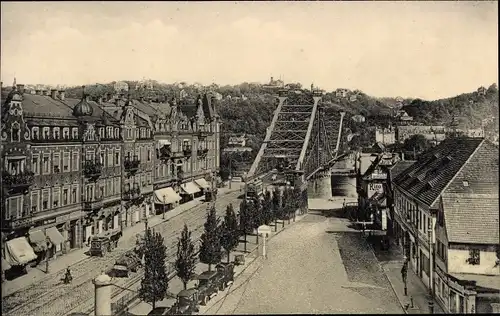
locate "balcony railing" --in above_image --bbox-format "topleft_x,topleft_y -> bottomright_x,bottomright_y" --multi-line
183,145 -> 192,157
83,160 -> 103,178
124,156 -> 140,174
122,187 -> 142,201
2,171 -> 35,192
82,197 -> 104,212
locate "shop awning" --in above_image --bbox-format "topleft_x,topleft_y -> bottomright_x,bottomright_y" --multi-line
154,187 -> 182,204
180,182 -> 201,195
2,258 -> 12,271
194,178 -> 210,189
46,227 -> 65,246
4,237 -> 37,266
29,230 -> 48,252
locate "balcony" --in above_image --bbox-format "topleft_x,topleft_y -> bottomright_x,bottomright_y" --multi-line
124,156 -> 140,174
158,146 -> 172,162
83,160 -> 103,179
83,197 -> 104,212
122,187 -> 142,202
183,145 -> 192,157
197,148 -> 209,159
2,171 -> 35,192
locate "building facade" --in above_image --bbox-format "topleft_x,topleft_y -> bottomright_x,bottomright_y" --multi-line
391,137 -> 499,314
1,82 -> 220,273
375,127 -> 396,145
396,125 -> 446,143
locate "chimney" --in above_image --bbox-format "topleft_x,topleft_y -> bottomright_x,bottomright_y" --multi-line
17,84 -> 25,94
58,90 -> 65,101
42,89 -> 49,96
50,89 -> 58,99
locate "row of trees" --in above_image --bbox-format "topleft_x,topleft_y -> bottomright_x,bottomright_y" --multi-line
139,185 -> 307,308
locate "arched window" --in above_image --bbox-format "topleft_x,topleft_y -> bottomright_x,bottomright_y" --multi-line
43,127 -> 50,139
72,128 -> 79,139
11,122 -> 20,142
63,128 -> 69,139
53,127 -> 60,140
32,127 -> 39,140
115,128 -> 120,138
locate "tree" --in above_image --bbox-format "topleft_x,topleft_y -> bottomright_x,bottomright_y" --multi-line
403,134 -> 431,154
139,228 -> 169,309
175,224 -> 197,290
262,190 -> 273,225
199,205 -> 222,271
220,204 -> 239,263
238,199 -> 253,253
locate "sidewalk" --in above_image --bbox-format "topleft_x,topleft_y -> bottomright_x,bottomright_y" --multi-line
365,236 -> 445,314
128,208 -> 308,315
2,184 -> 242,298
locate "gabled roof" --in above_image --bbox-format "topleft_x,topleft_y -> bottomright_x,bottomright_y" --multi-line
21,93 -> 75,118
442,193 -> 499,244
393,137 -> 484,206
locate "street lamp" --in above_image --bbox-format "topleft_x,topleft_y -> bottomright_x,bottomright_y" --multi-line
163,195 -> 166,220
45,232 -> 50,274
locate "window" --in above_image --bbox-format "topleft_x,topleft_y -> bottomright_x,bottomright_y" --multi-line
42,189 -> 50,210
53,152 -> 61,173
32,127 -> 39,140
32,154 -> 40,175
43,153 -> 51,174
463,180 -> 469,187
141,174 -> 146,187
31,191 -> 39,213
99,151 -> 105,165
99,127 -> 104,139
107,149 -> 113,167
467,249 -> 480,265
115,128 -> 120,138
107,179 -> 113,196
99,184 -> 105,198
62,187 -> 69,206
115,150 -> 120,166
63,152 -> 70,172
71,185 -> 78,203
52,188 -> 60,208
63,128 -> 69,139
114,177 -> 121,195
40,127 -> 48,140
6,196 -> 23,219
148,172 -> 152,185
72,152 -> 79,171
147,149 -> 151,161
53,127 -> 60,140
72,127 -> 78,139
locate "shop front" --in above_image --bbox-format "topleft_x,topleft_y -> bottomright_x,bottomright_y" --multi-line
180,181 -> 201,203
154,187 -> 182,214
28,229 -> 48,265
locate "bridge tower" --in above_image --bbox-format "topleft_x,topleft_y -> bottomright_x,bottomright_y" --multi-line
248,88 -> 348,207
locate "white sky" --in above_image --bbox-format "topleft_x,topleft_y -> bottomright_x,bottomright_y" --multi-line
1,1 -> 498,100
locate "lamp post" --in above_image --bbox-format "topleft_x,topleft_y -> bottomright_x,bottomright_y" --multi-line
163,195 -> 166,220
45,232 -> 50,274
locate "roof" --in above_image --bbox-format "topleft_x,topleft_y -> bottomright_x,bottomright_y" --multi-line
389,160 -> 416,179
64,97 -> 119,125
177,288 -> 198,297
179,104 -> 197,119
20,93 -> 75,118
393,137 -> 484,206
442,193 -> 499,244
450,273 -> 500,292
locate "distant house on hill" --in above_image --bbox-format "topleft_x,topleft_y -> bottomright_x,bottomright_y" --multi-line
351,115 -> 366,123
477,86 -> 487,96
263,77 -> 284,90
335,88 -> 349,98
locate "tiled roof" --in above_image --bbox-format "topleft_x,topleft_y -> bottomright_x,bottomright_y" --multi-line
393,137 -> 484,206
64,98 -> 119,125
442,193 -> 499,244
449,273 -> 500,291
389,160 -> 416,179
21,94 -> 75,118
180,104 -> 197,119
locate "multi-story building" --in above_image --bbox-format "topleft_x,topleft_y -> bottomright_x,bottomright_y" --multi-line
375,127 -> 396,145
391,137 -> 499,313
1,82 -> 220,273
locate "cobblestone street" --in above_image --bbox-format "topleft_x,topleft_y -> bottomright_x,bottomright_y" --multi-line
205,199 -> 403,314
2,185 -> 244,316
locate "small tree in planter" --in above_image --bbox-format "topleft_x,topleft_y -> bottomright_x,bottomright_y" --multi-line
175,224 -> 197,290
220,204 -> 239,263
238,199 -> 254,253
139,228 -> 169,309
199,205 -> 222,271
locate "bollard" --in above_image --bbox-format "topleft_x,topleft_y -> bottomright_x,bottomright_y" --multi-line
410,296 -> 414,308
93,273 -> 112,316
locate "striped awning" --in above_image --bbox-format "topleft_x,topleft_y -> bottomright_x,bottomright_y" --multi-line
194,178 -> 210,189
180,182 -> 201,195
46,227 -> 65,246
4,237 -> 37,266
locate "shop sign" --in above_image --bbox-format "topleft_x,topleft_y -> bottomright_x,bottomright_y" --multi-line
42,218 -> 56,226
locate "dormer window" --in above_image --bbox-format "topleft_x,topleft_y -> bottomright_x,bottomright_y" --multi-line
63,128 -> 69,139
99,127 -> 104,139
115,128 -> 120,138
43,127 -> 50,139
72,128 -> 78,139
53,127 -> 60,140
32,127 -> 39,140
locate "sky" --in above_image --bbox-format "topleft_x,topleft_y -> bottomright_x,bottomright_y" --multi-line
1,1 -> 498,100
